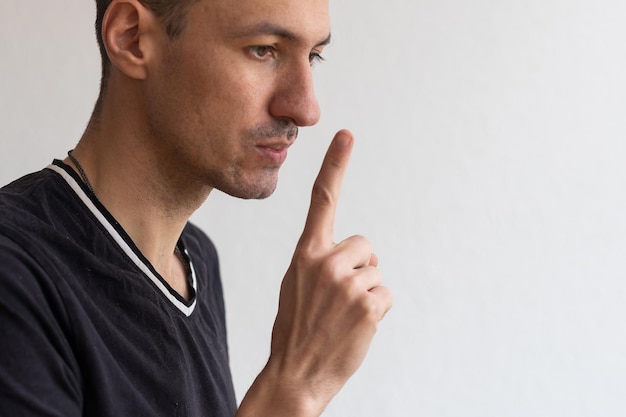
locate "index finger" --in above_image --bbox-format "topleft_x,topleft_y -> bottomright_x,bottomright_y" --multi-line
300,129 -> 354,249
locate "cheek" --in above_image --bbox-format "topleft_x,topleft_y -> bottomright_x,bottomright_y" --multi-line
187,68 -> 263,135
151,46 -> 273,151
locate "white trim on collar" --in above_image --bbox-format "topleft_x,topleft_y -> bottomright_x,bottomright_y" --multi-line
47,163 -> 197,317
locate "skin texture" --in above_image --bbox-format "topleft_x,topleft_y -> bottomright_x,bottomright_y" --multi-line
237,131 -> 392,416
141,0 -> 328,200
68,0 -> 392,414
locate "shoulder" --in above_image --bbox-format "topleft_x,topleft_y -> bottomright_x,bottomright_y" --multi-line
1,167 -> 62,209
0,232 -> 50,295
0,165 -> 79,240
0,164 -> 97,327
0,217 -> 73,331
0,168 -> 69,280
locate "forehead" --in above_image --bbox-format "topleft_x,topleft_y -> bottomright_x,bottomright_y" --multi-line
191,0 -> 330,44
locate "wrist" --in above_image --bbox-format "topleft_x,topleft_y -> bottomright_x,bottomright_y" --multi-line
236,359 -> 328,417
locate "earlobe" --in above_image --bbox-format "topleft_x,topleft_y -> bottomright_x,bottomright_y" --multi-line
102,0 -> 159,81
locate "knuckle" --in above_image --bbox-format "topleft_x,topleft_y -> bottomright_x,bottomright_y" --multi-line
344,234 -> 371,250
356,294 -> 381,323
293,244 -> 315,263
310,182 -> 335,209
320,252 -> 344,282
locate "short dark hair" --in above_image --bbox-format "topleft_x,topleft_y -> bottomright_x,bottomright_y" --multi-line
93,0 -> 198,115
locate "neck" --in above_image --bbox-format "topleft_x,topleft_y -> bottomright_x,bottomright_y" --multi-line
67,111 -> 212,295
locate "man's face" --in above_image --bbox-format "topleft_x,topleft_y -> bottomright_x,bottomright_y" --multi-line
143,0 -> 330,199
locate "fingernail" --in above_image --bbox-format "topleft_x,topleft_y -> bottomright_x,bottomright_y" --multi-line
335,131 -> 351,147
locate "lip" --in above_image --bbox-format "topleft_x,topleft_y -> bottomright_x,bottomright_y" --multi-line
255,142 -> 290,165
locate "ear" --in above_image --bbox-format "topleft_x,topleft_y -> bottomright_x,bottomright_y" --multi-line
102,0 -> 161,80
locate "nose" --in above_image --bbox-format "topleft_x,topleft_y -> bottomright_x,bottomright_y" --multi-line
269,60 -> 321,127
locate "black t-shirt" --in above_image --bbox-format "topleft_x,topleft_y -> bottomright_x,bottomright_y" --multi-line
0,161 -> 237,416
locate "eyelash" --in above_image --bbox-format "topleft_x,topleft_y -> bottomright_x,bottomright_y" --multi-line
309,51 -> 325,66
248,45 -> 325,67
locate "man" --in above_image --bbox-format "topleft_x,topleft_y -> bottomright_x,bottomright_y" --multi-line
0,0 -> 392,415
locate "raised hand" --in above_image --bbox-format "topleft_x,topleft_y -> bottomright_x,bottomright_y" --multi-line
238,130 -> 392,417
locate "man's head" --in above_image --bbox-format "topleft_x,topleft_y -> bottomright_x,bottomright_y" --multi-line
93,0 -> 330,199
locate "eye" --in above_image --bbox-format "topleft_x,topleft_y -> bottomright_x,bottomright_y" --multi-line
249,45 -> 276,60
309,50 -> 325,67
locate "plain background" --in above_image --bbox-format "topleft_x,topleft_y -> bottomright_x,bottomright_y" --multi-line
2,1 -> 626,416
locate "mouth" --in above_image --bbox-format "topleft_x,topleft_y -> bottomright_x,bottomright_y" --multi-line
255,141 -> 291,165
249,121 -> 297,166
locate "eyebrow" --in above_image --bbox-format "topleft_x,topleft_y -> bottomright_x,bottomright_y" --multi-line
228,22 -> 332,47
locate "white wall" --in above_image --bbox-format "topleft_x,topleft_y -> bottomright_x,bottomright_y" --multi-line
2,1 -> 626,416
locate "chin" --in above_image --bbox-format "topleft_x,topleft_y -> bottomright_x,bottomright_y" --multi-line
224,188 -> 276,200
220,179 -> 278,200
213,167 -> 280,199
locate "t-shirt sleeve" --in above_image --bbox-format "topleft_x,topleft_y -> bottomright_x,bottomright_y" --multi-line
0,236 -> 82,416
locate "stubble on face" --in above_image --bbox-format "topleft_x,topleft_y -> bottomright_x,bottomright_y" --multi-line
141,0 -> 329,202
245,119 -> 299,143
221,119 -> 299,200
